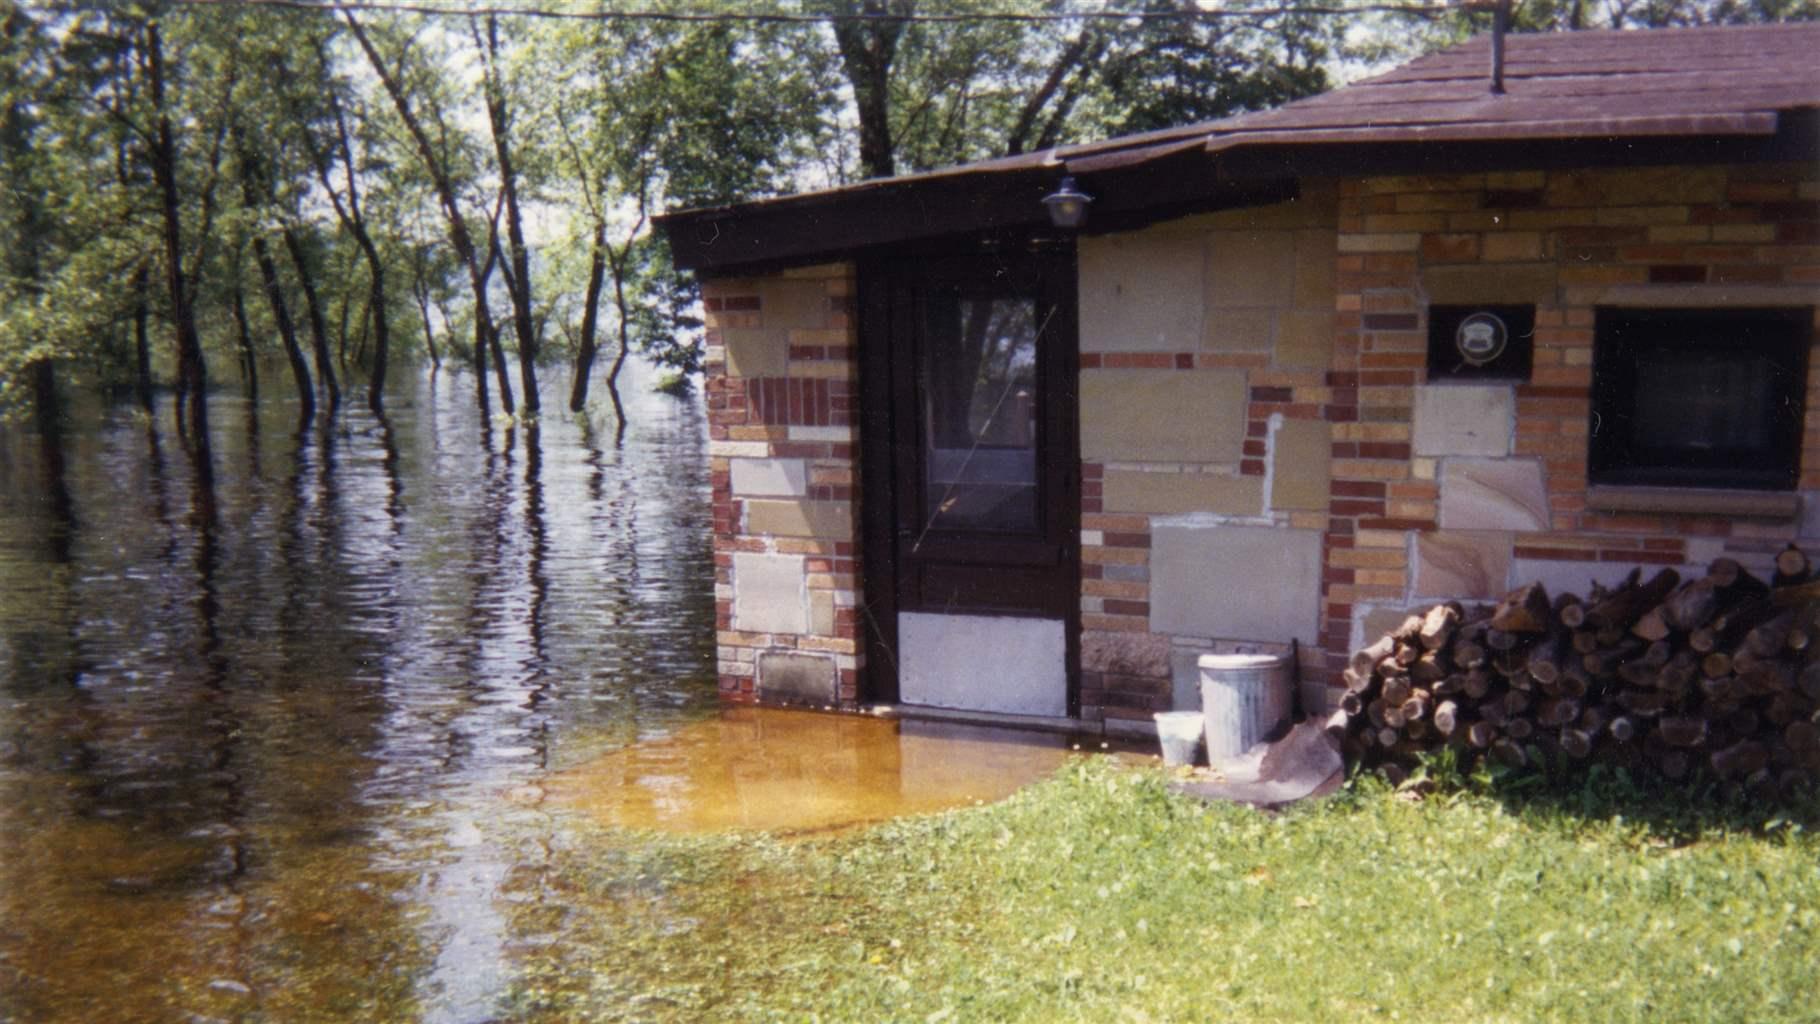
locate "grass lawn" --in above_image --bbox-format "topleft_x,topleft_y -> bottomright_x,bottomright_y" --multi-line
508,758 -> 1820,1023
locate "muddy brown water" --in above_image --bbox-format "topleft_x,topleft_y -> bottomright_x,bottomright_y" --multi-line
0,368 -> 1078,1023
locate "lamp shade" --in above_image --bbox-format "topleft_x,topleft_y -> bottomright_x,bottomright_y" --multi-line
1042,176 -> 1092,229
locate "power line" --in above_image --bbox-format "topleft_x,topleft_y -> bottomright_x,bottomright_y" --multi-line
167,0 -> 1452,25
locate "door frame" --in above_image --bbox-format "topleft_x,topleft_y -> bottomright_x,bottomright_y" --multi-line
857,236 -> 1081,716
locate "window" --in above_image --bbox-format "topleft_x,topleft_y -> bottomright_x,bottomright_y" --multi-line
1589,308 -> 1811,491
920,293 -> 1042,532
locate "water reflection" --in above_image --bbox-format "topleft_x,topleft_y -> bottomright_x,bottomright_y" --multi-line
552,706 -> 1072,835
0,365 -> 717,1022
0,364 -> 1082,1022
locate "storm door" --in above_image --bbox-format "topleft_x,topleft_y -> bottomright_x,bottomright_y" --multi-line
859,245 -> 1079,717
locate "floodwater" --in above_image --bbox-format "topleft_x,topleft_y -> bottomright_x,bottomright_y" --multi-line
551,708 -> 1071,835
0,367 -> 1075,1023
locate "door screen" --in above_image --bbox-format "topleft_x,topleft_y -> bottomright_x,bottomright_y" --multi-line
920,295 -> 1042,534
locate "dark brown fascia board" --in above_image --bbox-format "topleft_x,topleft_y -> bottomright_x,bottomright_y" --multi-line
1200,112 -> 1779,152
1205,109 -> 1815,183
659,167 -> 1057,275
660,109 -> 1818,277
659,147 -> 1298,277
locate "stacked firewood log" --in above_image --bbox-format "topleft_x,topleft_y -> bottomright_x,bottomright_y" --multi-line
1327,544 -> 1820,798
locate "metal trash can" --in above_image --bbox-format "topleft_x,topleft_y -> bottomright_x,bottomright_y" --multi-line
1198,652 -> 1292,762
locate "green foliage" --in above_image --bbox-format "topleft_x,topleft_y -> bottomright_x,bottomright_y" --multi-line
505,757 -> 1820,1022
12,1 -> 1813,423
1374,0 -> 1820,62
818,0 -> 1339,178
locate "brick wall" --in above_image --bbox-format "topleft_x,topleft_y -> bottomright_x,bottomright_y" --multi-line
703,265 -> 864,706
1319,161 -> 1820,692
1074,187 -> 1341,724
694,162 -> 1816,723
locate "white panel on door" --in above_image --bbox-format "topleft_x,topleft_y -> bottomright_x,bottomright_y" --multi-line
897,612 -> 1066,718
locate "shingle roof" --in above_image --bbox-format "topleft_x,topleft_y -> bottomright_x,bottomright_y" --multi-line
1204,22 -> 1820,141
661,22 -> 1820,272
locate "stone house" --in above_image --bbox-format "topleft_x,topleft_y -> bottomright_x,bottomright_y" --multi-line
657,22 -> 1820,735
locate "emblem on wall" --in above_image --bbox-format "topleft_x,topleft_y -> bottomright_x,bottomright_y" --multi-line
1427,304 -> 1534,381
1455,311 -> 1508,365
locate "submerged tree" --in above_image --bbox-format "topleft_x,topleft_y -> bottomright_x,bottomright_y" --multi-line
344,9 -> 514,419
536,12 -> 833,423
471,14 -> 541,417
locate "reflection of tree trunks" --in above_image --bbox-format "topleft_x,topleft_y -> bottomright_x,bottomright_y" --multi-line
244,386 -> 262,481
523,423 -> 550,688
577,415 -> 606,504
939,299 -> 994,444
145,411 -> 175,562
569,222 -> 607,414
283,225 -> 339,409
186,425 -> 248,898
33,359 -> 73,565
374,407 -> 405,534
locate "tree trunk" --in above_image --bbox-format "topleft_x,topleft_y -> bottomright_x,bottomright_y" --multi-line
350,291 -> 372,373
476,15 -> 539,416
250,233 -> 312,420
344,11 -> 510,418
830,0 -> 913,179
316,79 -> 390,412
412,277 -> 441,369
282,225 -> 339,409
605,261 -> 634,437
230,270 -> 258,402
335,261 -> 360,375
355,236 -> 390,412
133,263 -> 153,411
479,243 -> 515,413
568,220 -> 608,413
145,21 -> 210,454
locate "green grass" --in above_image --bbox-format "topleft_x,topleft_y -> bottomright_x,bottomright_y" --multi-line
506,758 -> 1820,1023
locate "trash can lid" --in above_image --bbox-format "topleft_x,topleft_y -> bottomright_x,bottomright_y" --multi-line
1197,652 -> 1285,670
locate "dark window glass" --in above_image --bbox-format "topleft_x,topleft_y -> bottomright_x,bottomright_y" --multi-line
921,294 -> 1041,532
1590,308 -> 1810,490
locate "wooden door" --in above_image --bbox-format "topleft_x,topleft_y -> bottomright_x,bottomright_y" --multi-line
859,244 -> 1080,714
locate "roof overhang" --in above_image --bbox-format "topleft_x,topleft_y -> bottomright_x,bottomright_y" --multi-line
658,108 -> 1816,277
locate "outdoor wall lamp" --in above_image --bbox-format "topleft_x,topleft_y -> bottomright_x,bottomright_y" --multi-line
1042,175 -> 1093,229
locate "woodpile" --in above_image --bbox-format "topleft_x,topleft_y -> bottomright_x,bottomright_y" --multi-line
1327,545 -> 1820,799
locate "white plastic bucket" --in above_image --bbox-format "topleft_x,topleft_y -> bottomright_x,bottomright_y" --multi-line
1198,653 -> 1292,762
1153,711 -> 1204,767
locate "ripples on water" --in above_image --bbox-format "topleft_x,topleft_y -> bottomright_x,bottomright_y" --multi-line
0,366 -> 718,1022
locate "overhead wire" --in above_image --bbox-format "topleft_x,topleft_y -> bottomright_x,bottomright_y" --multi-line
164,0 -> 1454,25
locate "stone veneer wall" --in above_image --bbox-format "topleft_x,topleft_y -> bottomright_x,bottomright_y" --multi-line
1319,161 -> 1820,695
1074,185 -> 1342,726
694,164 -> 1816,724
702,265 -> 865,706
